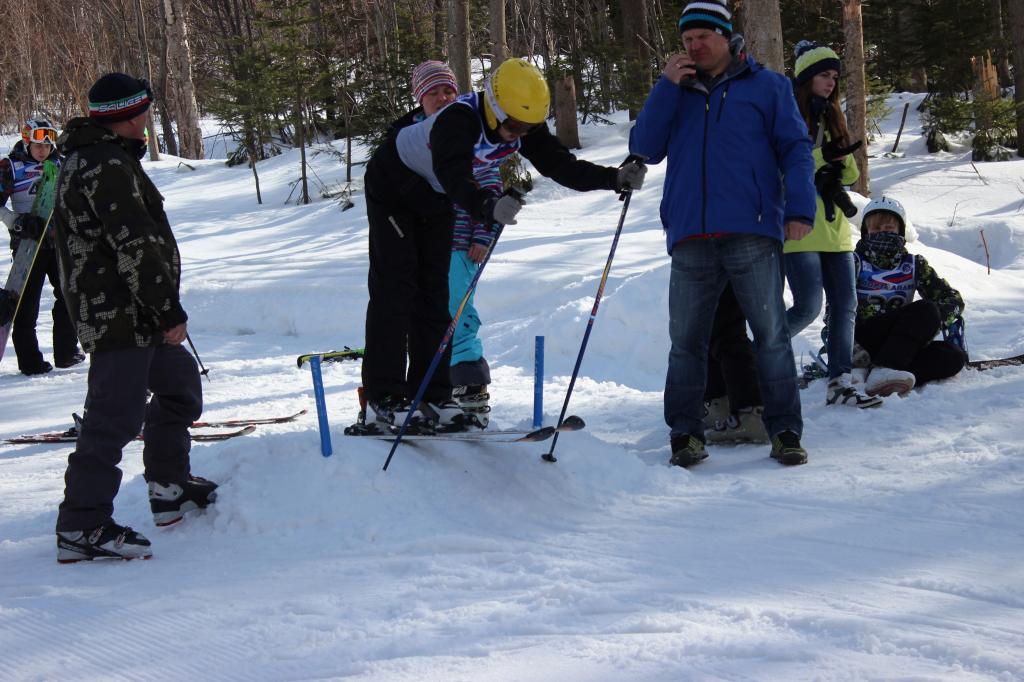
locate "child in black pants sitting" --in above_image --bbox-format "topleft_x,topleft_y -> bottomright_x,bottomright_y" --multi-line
853,197 -> 966,397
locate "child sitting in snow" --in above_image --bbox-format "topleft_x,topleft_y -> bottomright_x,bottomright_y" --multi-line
853,196 -> 967,396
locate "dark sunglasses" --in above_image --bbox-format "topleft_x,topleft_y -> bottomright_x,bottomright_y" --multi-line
501,117 -> 538,136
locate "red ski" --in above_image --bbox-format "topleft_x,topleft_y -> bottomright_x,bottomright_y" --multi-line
4,424 -> 257,445
191,409 -> 307,428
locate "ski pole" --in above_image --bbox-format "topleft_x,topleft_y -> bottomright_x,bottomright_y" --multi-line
542,158 -> 642,463
383,187 -> 526,472
185,333 -> 211,380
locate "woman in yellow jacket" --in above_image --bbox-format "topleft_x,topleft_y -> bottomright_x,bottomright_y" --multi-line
785,41 -> 881,408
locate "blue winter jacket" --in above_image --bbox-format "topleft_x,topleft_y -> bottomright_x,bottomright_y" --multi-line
629,56 -> 816,254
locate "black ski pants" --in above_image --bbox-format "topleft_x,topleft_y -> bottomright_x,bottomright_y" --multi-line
11,245 -> 79,370
56,344 -> 203,532
705,283 -> 763,411
855,299 -> 966,385
362,192 -> 454,404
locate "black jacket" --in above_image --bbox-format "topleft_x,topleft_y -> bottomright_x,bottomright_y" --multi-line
366,98 -> 618,221
54,117 -> 187,353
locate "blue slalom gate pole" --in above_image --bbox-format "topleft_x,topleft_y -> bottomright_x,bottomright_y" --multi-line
533,336 -> 544,429
309,355 -> 333,457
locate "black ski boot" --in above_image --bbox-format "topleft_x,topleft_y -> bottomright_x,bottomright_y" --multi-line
55,351 -> 87,368
453,384 -> 491,429
669,434 -> 709,467
148,474 -> 219,527
20,360 -> 53,376
770,431 -> 808,466
57,522 -> 152,563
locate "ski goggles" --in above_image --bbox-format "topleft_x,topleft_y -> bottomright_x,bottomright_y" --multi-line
27,128 -> 57,144
500,117 -> 539,137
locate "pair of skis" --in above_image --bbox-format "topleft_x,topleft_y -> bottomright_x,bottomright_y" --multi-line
3,410 -> 307,445
346,414 -> 586,444
967,353 -> 1024,371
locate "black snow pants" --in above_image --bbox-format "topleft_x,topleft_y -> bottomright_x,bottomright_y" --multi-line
855,299 -> 966,386
56,344 -> 203,531
705,282 -> 764,411
11,245 -> 79,370
361,163 -> 455,405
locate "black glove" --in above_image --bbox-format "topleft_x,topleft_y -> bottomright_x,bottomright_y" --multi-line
485,192 -> 525,226
814,163 -> 843,222
616,159 -> 647,192
821,139 -> 862,163
0,289 -> 18,327
13,214 -> 45,241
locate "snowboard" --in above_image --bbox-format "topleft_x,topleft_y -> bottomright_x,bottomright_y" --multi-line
0,159 -> 59,362
296,347 -> 364,368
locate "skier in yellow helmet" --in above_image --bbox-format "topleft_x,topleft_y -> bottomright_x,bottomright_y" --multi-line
359,58 -> 646,432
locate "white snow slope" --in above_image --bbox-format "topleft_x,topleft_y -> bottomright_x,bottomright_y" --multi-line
1,94 -> 1023,681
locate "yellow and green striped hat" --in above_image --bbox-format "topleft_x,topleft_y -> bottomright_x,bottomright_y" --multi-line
794,41 -> 841,87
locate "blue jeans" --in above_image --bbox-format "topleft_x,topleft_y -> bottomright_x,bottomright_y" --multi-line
785,250 -> 856,378
448,250 -> 484,366
666,235 -> 802,438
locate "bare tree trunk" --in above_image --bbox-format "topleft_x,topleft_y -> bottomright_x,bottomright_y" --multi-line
620,0 -> 651,120
737,0 -> 783,72
295,81 -> 309,205
990,0 -> 1012,86
554,74 -> 580,149
1010,0 -> 1024,156
538,1 -> 557,70
908,67 -> 928,93
972,52 -> 1000,101
447,0 -> 471,91
594,1 -> 614,112
433,0 -> 446,55
490,0 -> 508,68
247,137 -> 263,205
310,0 -> 336,133
135,0 -> 161,161
162,0 -> 204,159
842,0 -> 869,196
154,0 -> 178,156
896,1 -> 927,92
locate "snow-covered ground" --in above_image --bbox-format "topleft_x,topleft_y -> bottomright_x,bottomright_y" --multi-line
1,94 -> 1023,680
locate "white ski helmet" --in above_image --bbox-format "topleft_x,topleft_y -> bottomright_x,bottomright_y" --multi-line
861,196 -> 907,238
21,118 -> 58,147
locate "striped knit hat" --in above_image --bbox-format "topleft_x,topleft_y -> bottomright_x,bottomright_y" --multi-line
411,61 -> 459,104
677,1 -> 733,37
88,73 -> 152,123
793,41 -> 841,87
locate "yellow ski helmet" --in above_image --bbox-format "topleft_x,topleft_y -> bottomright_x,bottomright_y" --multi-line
483,59 -> 550,129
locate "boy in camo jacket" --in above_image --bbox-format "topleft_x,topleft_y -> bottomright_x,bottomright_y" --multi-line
52,73 -> 217,563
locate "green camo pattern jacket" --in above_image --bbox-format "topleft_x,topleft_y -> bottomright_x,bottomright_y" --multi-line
54,118 -> 187,353
854,243 -> 964,327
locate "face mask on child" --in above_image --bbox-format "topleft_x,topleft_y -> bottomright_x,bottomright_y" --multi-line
860,230 -> 906,266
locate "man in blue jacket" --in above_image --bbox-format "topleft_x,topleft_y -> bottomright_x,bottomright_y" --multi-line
629,0 -> 816,467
